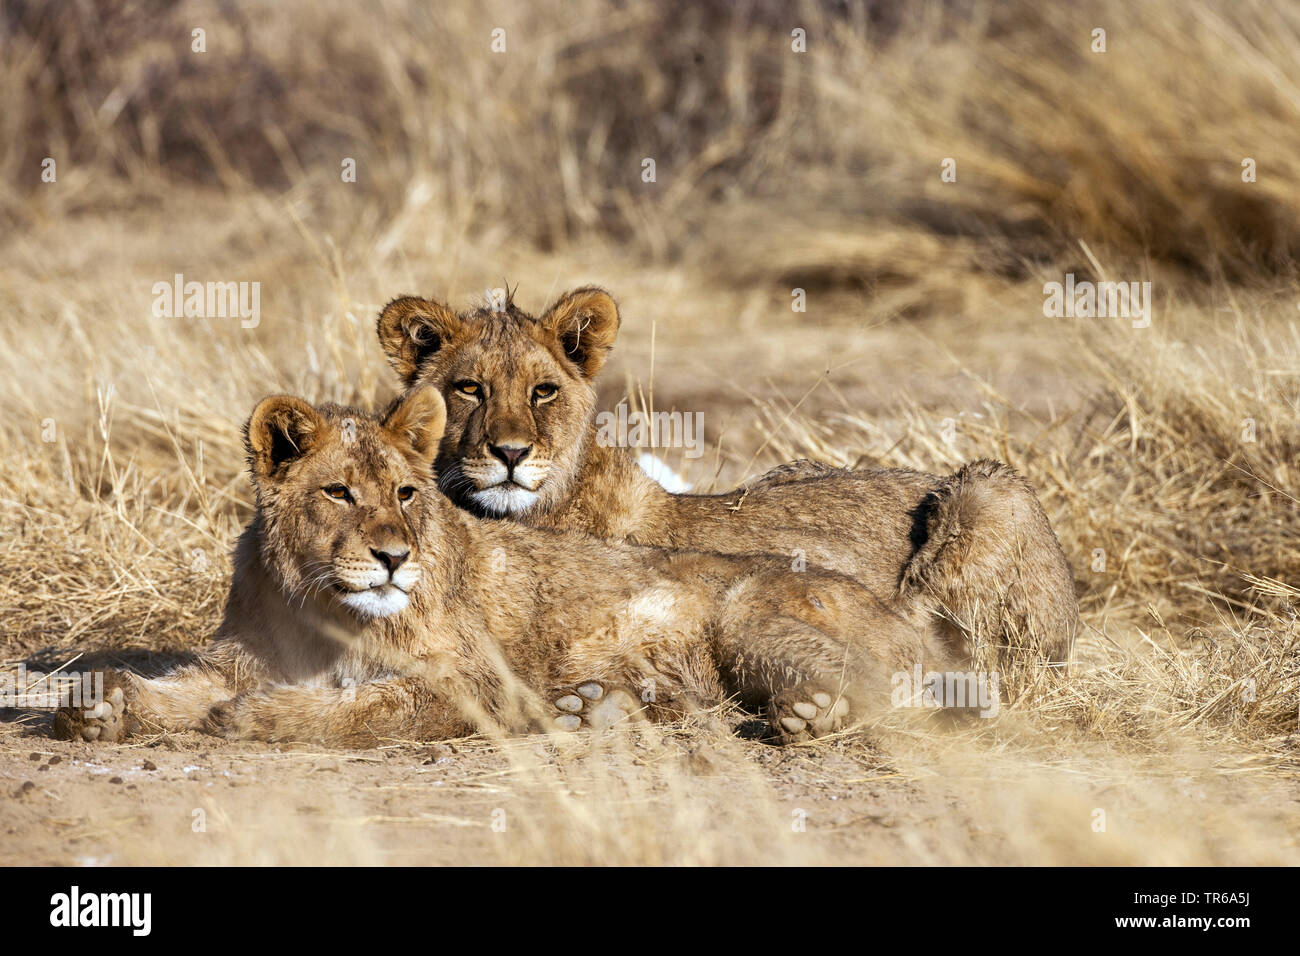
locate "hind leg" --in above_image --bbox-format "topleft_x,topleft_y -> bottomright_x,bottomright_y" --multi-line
715,571 -> 939,743
713,590 -> 873,742
728,610 -> 865,744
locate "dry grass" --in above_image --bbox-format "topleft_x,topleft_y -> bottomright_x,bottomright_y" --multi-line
0,0 -> 1297,865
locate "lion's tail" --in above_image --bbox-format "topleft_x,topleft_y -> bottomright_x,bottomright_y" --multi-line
900,458 -> 1078,666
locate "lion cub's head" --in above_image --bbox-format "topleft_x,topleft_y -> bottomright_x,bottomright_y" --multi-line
244,387 -> 449,619
377,287 -> 619,517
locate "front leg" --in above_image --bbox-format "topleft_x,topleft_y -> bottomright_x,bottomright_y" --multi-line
205,676 -> 473,747
52,640 -> 257,743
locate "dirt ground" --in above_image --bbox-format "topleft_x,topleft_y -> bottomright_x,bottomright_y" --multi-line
3,708 -> 1296,866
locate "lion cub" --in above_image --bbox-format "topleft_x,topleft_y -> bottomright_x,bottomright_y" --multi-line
54,388 -> 945,748
378,288 -> 1079,669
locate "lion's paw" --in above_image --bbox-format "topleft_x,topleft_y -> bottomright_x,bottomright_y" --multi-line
767,685 -> 851,744
52,673 -> 134,743
551,681 -> 644,732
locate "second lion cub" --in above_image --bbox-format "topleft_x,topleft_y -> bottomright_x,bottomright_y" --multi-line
55,388 -> 950,748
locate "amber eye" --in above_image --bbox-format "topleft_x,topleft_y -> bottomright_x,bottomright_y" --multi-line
397,486 -> 416,502
323,484 -> 350,501
455,380 -> 483,398
533,383 -> 559,404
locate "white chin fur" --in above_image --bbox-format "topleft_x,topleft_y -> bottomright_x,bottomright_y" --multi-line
471,485 -> 540,515
338,586 -> 410,618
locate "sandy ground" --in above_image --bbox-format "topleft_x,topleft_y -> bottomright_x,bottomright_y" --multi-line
3,705 -> 1296,866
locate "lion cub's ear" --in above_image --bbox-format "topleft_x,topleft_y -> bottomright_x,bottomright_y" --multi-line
245,396 -> 325,481
377,296 -> 464,385
383,386 -> 447,465
539,287 -> 620,379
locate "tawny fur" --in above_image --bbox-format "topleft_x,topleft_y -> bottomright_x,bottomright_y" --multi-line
54,390 -> 945,748
377,289 -> 1079,665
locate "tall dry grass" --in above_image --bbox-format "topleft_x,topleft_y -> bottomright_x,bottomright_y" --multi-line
6,0 -> 1300,272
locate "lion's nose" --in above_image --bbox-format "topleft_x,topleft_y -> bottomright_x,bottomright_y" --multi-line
371,547 -> 410,574
489,443 -> 531,470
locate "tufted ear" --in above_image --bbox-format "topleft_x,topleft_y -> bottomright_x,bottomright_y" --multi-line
382,386 -> 447,466
539,286 -> 620,379
245,395 -> 325,482
377,296 -> 465,384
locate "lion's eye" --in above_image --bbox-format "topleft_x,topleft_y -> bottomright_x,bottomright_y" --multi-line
397,486 -> 416,502
323,484 -> 351,501
454,380 -> 483,398
533,383 -> 559,404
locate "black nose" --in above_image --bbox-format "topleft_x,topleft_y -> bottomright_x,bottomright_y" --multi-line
489,444 -> 531,469
371,548 -> 410,573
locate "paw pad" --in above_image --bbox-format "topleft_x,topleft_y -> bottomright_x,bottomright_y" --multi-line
53,680 -> 131,744
768,685 -> 851,744
551,681 -> 643,732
